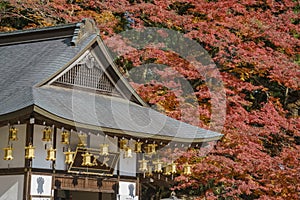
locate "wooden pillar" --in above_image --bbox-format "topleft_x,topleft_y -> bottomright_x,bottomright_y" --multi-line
137,176 -> 140,199
23,119 -> 34,200
52,125 -> 57,171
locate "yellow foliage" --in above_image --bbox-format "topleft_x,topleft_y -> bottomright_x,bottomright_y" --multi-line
192,17 -> 203,23
0,26 -> 17,32
77,10 -> 116,25
98,11 -> 115,23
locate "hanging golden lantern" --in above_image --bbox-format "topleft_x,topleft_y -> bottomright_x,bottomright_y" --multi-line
64,148 -> 75,164
9,126 -> 18,141
42,127 -> 52,142
124,147 -> 133,158
100,143 -> 109,156
78,133 -> 87,147
153,158 -> 163,173
119,139 -> 127,150
3,146 -> 13,160
25,144 -> 35,159
164,165 -> 171,176
147,165 -> 153,177
139,157 -> 149,172
61,130 -> 70,145
171,162 -> 177,174
164,162 -> 177,175
46,146 -> 56,161
145,144 -> 157,155
134,141 -> 143,153
81,151 -> 93,166
183,163 -> 192,175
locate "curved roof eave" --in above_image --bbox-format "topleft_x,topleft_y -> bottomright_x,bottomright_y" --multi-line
33,105 -> 223,143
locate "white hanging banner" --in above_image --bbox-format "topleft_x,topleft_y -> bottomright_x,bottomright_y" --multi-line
118,196 -> 139,200
30,175 -> 52,196
118,181 -> 138,200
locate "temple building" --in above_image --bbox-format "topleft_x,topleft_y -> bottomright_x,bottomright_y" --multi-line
0,19 -> 222,200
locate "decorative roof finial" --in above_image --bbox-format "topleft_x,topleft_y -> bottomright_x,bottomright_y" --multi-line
71,19 -> 99,46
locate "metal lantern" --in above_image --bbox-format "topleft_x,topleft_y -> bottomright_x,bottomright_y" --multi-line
25,144 -> 35,159
119,139 -> 127,150
9,126 -> 18,141
164,162 -> 177,176
42,126 -> 52,142
171,162 -> 177,174
78,133 -> 87,147
134,141 -> 143,153
147,165 -> 153,177
153,158 -> 163,173
46,146 -> 56,161
64,148 -> 75,164
164,165 -> 171,176
145,144 -> 157,155
81,151 -> 93,166
124,147 -> 133,158
183,163 -> 192,175
139,158 -> 149,172
3,146 -> 13,160
61,130 -> 70,145
100,144 -> 109,156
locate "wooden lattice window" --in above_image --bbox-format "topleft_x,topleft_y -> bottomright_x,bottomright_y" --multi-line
53,52 -> 121,96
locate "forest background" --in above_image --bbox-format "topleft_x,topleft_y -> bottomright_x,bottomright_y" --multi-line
0,0 -> 299,199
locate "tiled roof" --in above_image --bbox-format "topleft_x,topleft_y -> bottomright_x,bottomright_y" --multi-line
0,33 -> 95,115
0,20 -> 222,142
33,86 -> 221,141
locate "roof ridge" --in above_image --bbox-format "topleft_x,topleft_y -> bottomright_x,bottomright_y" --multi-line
0,22 -> 77,36
0,19 -> 99,46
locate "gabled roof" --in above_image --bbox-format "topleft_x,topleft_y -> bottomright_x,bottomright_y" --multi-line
0,19 -> 222,142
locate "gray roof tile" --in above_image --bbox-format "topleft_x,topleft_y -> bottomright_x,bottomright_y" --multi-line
33,86 -> 221,140
0,24 -> 222,141
0,35 -> 95,115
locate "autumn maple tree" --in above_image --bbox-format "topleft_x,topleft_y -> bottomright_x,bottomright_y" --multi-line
1,0 -> 299,199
